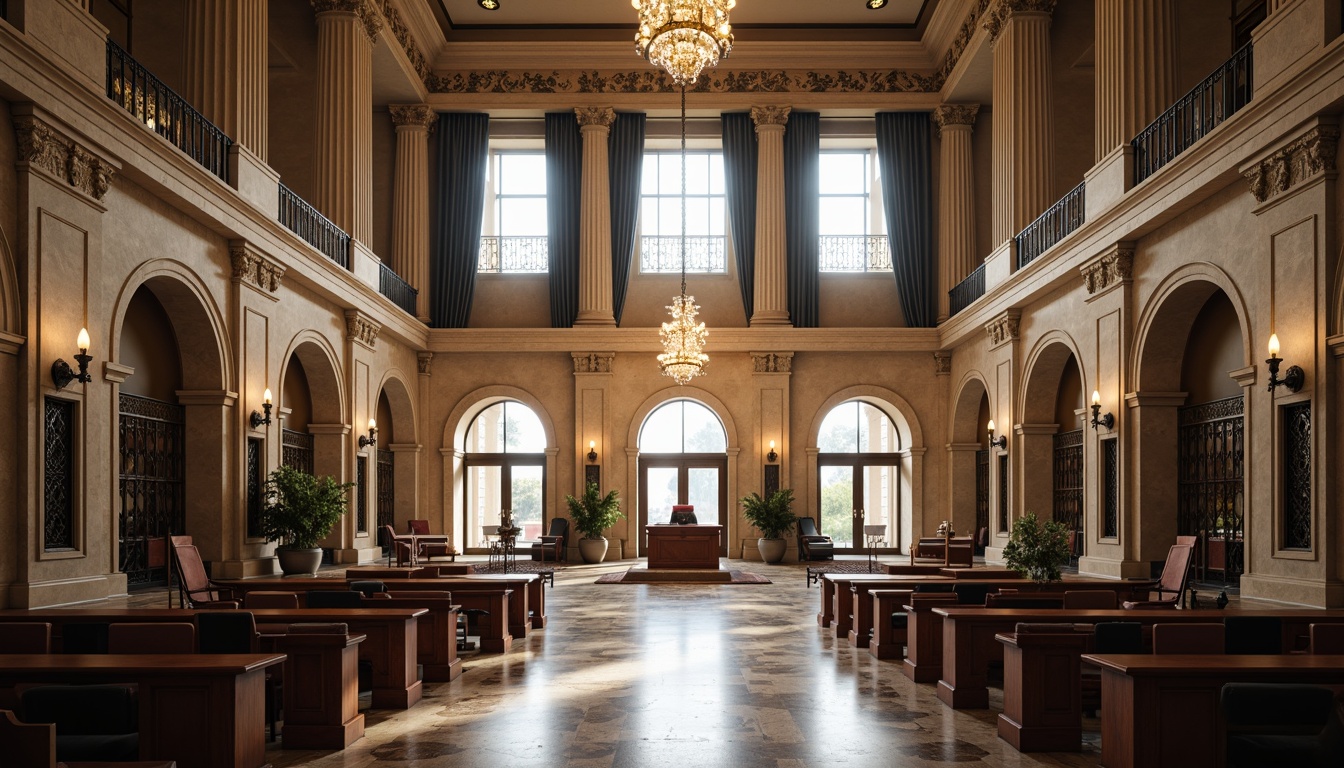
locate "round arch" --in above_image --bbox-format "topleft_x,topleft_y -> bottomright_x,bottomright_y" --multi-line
948,373 -> 992,549
1133,263 -> 1253,392
279,332 -> 345,426
374,369 -> 417,446
625,386 -> 741,452
0,222 -> 22,335
109,260 -> 232,392
950,372 -> 991,445
1019,331 -> 1088,426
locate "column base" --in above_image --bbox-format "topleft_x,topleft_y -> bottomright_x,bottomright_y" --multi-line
573,312 -> 616,326
749,311 -> 792,326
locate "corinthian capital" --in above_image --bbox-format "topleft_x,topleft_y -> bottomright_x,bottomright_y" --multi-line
389,104 -> 438,129
574,107 -> 617,128
932,104 -> 980,137
750,105 -> 791,128
982,0 -> 1056,43
311,0 -> 383,42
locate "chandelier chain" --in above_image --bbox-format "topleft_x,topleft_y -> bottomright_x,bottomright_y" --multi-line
680,83 -> 688,297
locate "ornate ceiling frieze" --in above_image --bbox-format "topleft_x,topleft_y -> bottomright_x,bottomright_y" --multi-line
388,104 -> 437,129
230,244 -> 286,295
376,0 -> 430,81
1243,124 -> 1340,204
345,309 -> 381,349
14,114 -> 116,202
572,352 -> 615,373
428,67 -> 939,95
751,352 -> 793,373
574,107 -> 617,127
939,0 -> 993,81
1080,246 -> 1133,295
985,310 -> 1021,347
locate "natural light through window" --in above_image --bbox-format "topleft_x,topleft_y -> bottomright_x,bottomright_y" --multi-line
639,151 -> 726,273
819,150 -> 891,272
479,151 -> 548,273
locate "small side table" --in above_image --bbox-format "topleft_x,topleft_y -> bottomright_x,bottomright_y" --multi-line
864,525 -> 887,571
496,525 -> 520,573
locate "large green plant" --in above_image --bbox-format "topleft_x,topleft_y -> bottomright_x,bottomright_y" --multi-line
565,482 -> 624,539
1001,511 -> 1071,583
260,465 -> 353,550
740,488 -> 797,540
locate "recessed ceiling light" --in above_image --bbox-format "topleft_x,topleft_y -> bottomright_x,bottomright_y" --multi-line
478,0 -> 500,9
867,0 -> 888,8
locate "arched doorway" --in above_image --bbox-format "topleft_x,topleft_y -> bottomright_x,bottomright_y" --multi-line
950,376 -> 992,553
1020,339 -> 1086,562
816,400 -> 903,553
463,401 -> 546,549
637,400 -> 729,556
372,374 -> 417,549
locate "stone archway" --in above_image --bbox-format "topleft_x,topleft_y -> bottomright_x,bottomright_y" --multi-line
949,374 -> 991,551
1017,335 -> 1087,540
374,371 -> 418,538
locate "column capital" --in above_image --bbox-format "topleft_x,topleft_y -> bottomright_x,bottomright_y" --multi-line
932,104 -> 980,137
982,0 -> 1056,43
389,104 -> 438,130
229,240 -> 286,298
344,309 -> 381,350
750,106 -> 791,129
417,351 -> 434,375
574,107 -> 617,128
311,0 -> 383,42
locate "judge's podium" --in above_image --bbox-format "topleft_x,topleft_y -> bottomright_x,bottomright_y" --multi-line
646,524 -> 722,569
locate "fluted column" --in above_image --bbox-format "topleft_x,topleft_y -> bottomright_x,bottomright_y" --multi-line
389,105 -> 436,322
313,0 -> 379,246
574,107 -> 617,326
1094,0 -> 1175,160
751,106 -> 791,326
934,104 -> 980,321
986,0 -> 1055,246
184,0 -> 269,160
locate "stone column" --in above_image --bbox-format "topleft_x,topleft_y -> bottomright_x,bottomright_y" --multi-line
751,106 -> 791,326
985,0 -> 1055,246
312,0 -> 379,246
933,104 -> 980,321
389,104 -> 436,322
1094,0 -> 1175,161
184,0 -> 269,161
574,107 -> 617,326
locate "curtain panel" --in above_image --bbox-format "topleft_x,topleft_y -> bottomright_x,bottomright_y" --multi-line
721,112 -> 758,324
784,111 -> 820,328
545,112 -> 584,328
609,113 -> 646,326
432,112 -> 490,328
876,112 -> 935,328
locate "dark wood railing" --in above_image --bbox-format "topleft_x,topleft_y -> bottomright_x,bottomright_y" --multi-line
1015,181 -> 1085,270
1132,43 -> 1253,186
278,183 -> 350,269
378,262 -> 418,315
106,39 -> 231,183
949,263 -> 986,316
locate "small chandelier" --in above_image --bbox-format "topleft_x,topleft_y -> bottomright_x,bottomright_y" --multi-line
632,0 -> 735,86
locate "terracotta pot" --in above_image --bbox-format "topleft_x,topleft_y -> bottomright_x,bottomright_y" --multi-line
757,537 -> 788,564
276,547 -> 323,576
578,536 -> 609,564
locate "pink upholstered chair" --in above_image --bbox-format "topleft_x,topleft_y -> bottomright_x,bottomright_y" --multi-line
1123,543 -> 1194,609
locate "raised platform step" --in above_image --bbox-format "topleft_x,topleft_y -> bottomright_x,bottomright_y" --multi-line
621,567 -> 735,583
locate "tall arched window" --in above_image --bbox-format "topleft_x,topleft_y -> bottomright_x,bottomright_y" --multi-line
817,400 -> 903,552
463,401 -> 546,549
637,400 -> 728,555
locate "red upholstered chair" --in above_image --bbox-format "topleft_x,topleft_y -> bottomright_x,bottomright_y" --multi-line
381,524 -> 415,566
1152,622 -> 1225,654
108,623 -> 196,655
168,537 -> 239,609
409,519 -> 457,562
1123,543 -> 1194,609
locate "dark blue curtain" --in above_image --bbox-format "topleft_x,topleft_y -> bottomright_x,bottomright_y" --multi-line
546,112 -> 583,328
609,113 -> 646,326
721,113 -> 758,323
431,112 -> 490,328
876,112 -> 935,328
784,111 -> 820,328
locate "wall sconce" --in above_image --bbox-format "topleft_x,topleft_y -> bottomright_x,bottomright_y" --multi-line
250,388 -> 273,429
359,418 -> 377,449
587,440 -> 598,463
1089,390 -> 1114,431
987,419 -> 1007,450
766,440 -> 778,463
51,328 -> 93,390
1266,333 -> 1304,393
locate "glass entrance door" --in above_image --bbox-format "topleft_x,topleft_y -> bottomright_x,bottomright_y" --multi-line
818,460 -> 900,554
639,456 -> 728,555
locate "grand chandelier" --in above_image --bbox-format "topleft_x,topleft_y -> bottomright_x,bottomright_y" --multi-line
632,0 -> 735,87
655,86 -> 710,385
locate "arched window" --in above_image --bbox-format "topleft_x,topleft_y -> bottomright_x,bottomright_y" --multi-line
636,400 -> 728,555
817,401 -> 903,551
463,401 -> 546,548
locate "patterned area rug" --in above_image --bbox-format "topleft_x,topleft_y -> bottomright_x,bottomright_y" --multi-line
595,568 -> 771,585
805,560 -> 886,586
471,560 -> 561,577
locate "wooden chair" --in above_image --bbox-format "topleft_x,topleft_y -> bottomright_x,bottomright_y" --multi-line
529,518 -> 568,562
1152,622 -> 1225,654
0,622 -> 51,653
380,524 -> 415,567
1063,590 -> 1117,609
1122,543 -> 1193,609
108,623 -> 195,655
1225,616 -> 1282,655
1310,623 -> 1344,654
168,537 -> 239,609
243,591 -> 301,609
21,685 -> 141,762
409,520 -> 456,562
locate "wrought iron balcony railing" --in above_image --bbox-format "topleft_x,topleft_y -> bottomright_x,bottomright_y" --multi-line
478,236 -> 548,273
639,236 -> 726,273
819,235 -> 892,272
278,183 -> 350,269
1015,181 -> 1086,271
1133,43 -> 1253,186
378,262 -> 418,316
106,39 -> 232,183
949,262 -> 986,316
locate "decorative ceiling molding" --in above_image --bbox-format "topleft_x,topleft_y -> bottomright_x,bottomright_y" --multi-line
1242,124 -> 1340,204
377,0 -> 431,81
938,0 -> 992,82
428,67 -> 940,95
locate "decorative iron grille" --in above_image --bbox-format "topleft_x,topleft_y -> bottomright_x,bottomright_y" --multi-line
43,397 -> 76,552
997,453 -> 1009,533
1283,401 -> 1312,550
378,262 -> 418,315
1016,181 -> 1085,270
478,236 -> 548,273
818,235 -> 892,272
246,437 -> 263,539
1103,438 -> 1119,538
1133,43 -> 1253,185
1053,429 -> 1084,549
106,39 -> 232,182
950,263 -> 986,316
639,236 -> 726,273
975,449 -> 989,552
376,449 -> 395,533
1178,396 -> 1245,579
279,183 -> 350,268
282,429 -> 314,475
356,455 -> 368,535
118,394 -> 185,587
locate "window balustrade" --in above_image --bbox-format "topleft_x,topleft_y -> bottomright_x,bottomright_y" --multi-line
639,235 -> 726,273
478,236 -> 548,273
818,235 -> 892,273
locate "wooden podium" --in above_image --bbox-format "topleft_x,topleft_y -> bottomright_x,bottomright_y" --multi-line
646,525 -> 722,569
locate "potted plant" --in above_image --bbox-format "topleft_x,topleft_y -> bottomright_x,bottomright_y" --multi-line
565,482 -> 624,564
260,465 -> 353,575
1001,511 -> 1071,583
740,488 -> 797,564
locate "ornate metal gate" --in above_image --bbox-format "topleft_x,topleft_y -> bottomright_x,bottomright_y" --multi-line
282,428 -> 314,474
1178,395 -> 1244,580
975,449 -> 988,553
1053,429 -> 1084,550
377,449 -> 395,532
118,394 -> 184,587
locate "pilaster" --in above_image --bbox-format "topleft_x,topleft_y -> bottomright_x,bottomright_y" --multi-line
574,108 -> 618,326
573,352 -> 617,559
750,106 -> 791,326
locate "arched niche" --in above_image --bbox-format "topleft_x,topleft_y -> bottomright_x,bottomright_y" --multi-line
949,374 -> 992,548
373,371 -> 418,537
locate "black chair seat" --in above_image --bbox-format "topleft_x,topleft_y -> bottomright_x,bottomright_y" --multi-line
22,684 -> 139,762
305,590 -> 364,608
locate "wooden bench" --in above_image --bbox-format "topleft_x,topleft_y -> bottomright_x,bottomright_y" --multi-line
271,628 -> 366,749
363,594 -> 462,681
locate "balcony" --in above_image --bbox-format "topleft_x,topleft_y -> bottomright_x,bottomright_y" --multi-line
378,262 -> 418,316
819,235 -> 892,273
106,39 -> 231,183
949,263 -> 986,317
278,183 -> 349,269
478,236 -> 548,273
1015,181 -> 1086,271
639,236 -> 726,273
1133,43 -> 1253,186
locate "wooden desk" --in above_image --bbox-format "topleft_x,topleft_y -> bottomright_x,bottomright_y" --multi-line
996,629 -> 1090,752
0,653 -> 283,768
272,631 -> 366,749
818,573 -> 951,634
645,525 -> 722,569
363,596 -> 461,682
1083,653 -> 1344,768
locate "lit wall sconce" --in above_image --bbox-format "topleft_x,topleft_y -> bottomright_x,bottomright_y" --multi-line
587,440 -> 598,463
250,388 -> 273,429
358,418 -> 377,449
51,328 -> 93,390
987,419 -> 1007,450
1266,333 -> 1304,393
1089,390 -> 1114,431
766,440 -> 778,463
